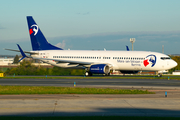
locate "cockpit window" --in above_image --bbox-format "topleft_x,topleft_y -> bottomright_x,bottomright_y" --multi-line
161,57 -> 171,60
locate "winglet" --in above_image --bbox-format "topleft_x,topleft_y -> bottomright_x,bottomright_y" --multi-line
126,46 -> 130,51
17,44 -> 27,62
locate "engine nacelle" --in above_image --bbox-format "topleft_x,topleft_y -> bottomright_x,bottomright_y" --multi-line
120,70 -> 139,74
89,64 -> 110,74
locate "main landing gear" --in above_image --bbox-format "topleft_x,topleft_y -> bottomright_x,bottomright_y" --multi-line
85,71 -> 110,76
104,73 -> 110,76
85,71 -> 92,76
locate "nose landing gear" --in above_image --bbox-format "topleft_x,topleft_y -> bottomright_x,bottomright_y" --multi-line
158,73 -> 162,77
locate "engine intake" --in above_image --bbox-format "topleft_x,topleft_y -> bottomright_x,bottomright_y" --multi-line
89,64 -> 110,74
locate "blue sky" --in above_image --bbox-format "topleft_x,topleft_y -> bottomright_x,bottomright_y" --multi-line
1,0 -> 180,55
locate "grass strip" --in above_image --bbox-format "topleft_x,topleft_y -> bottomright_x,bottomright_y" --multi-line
0,116 -> 179,120
0,86 -> 154,94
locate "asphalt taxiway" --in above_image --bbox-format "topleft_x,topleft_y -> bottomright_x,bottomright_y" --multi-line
0,78 -> 180,89
1,94 -> 180,117
0,78 -> 180,117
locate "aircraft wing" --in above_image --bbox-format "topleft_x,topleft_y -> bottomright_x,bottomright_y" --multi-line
34,57 -> 99,65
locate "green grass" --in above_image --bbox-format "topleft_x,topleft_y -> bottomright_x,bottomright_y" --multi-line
0,116 -> 179,120
0,86 -> 154,94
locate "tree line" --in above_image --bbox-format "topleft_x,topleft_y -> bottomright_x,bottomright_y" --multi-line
169,56 -> 180,73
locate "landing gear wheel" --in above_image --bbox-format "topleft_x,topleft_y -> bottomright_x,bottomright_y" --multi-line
85,72 -> 89,76
158,73 -> 162,77
85,72 -> 92,76
105,73 -> 110,76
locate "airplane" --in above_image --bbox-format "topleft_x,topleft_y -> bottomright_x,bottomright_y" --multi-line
5,16 -> 177,77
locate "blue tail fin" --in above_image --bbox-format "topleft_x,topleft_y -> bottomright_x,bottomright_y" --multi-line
27,16 -> 63,51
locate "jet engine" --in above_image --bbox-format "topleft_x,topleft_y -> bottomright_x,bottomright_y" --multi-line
89,64 -> 110,74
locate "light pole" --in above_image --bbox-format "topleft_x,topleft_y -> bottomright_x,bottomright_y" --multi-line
162,45 -> 164,54
130,38 -> 135,51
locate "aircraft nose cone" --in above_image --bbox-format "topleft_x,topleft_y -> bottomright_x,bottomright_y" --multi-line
172,60 -> 178,68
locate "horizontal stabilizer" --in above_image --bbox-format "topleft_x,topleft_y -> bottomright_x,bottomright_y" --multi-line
4,48 -> 38,54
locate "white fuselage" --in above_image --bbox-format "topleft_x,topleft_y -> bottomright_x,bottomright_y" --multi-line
31,50 -> 177,72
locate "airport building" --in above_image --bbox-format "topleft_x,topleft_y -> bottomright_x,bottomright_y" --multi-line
172,70 -> 180,75
0,55 -> 52,68
0,57 -> 14,66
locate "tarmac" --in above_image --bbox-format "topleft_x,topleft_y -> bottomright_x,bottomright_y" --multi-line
0,78 -> 180,117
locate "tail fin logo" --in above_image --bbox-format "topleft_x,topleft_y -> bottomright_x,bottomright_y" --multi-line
29,24 -> 39,36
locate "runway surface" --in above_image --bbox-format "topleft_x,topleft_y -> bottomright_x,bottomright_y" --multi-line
0,78 -> 180,89
1,78 -> 180,117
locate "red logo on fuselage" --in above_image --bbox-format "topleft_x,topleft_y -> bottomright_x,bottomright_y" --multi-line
143,54 -> 157,67
143,59 -> 149,67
